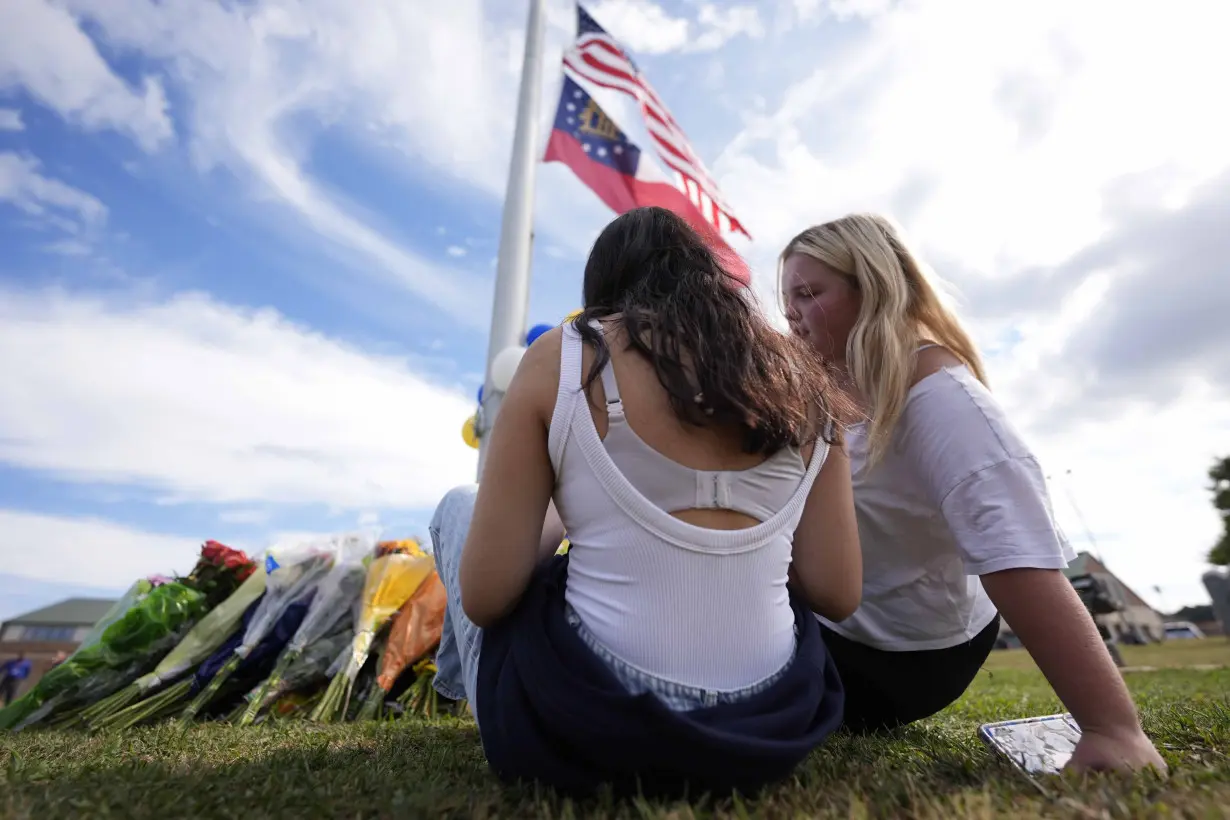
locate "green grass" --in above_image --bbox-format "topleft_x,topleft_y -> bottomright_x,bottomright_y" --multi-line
2,639 -> 1227,819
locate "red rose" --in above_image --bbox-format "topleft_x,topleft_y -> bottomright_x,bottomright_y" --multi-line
201,540 -> 230,565
198,540 -> 255,582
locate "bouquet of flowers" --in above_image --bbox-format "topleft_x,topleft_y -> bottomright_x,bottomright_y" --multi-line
0,579 -> 209,731
182,541 -> 257,608
234,620 -> 354,723
92,596 -> 264,729
82,563 -> 267,729
236,534 -> 372,725
112,589 -> 317,728
356,570 -> 447,720
396,657 -> 442,719
311,539 -> 435,722
177,539 -> 331,723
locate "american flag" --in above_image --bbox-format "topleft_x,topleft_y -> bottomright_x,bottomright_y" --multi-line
563,4 -> 751,240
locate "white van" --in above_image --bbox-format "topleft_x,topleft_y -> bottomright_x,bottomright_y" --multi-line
1163,621 -> 1206,640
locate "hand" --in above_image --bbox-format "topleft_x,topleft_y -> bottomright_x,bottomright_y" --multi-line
1066,727 -> 1168,775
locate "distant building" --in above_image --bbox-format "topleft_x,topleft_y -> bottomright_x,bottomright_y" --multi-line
997,551 -> 1166,644
0,598 -> 117,698
1063,552 -> 1167,642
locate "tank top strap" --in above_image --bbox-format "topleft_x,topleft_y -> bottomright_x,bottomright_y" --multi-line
549,322 -> 585,473
916,342 -> 941,353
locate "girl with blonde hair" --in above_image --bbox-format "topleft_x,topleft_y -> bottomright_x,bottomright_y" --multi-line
780,213 -> 1165,774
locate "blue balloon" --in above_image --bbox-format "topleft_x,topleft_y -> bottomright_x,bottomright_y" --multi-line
477,384 -> 484,404
525,323 -> 553,346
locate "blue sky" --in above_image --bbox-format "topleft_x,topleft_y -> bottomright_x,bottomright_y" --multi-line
2,0 -> 1230,623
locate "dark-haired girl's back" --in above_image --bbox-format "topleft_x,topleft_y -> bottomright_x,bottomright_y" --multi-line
428,207 -> 861,799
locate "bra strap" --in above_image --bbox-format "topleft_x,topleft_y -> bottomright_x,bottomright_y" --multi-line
588,320 -> 626,421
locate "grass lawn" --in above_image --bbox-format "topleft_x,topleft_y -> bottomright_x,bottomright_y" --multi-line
2,639 -> 1227,819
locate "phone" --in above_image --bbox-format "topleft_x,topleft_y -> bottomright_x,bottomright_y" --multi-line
979,713 -> 1082,775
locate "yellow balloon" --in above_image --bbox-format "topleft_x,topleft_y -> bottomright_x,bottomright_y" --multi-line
563,308 -> 582,323
461,415 -> 479,449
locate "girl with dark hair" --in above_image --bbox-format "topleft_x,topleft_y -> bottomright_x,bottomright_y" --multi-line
429,206 -> 861,797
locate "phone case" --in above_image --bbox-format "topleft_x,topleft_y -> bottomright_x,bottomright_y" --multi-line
979,713 -> 1082,775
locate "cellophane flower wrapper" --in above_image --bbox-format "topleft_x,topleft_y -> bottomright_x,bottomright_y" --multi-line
376,570 -> 446,692
202,591 -> 315,717
240,621 -> 354,720
358,570 -> 448,719
178,536 -> 340,720
237,534 -> 372,724
0,581 -> 207,731
4,580 -> 153,730
311,539 -> 434,721
87,600 -> 259,732
82,565 -> 269,727
106,589 -> 309,730
237,538 -> 340,659
181,598 -> 258,693
142,563 -> 267,691
76,580 -> 150,650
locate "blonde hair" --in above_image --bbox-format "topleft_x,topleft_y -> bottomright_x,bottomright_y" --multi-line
780,213 -> 986,466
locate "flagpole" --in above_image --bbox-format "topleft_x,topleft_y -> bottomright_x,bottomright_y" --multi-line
477,0 -> 547,480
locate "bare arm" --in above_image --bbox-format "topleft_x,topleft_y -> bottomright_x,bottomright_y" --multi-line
458,329 -> 561,628
790,440 -> 862,621
981,568 -> 1166,773
906,347 -> 1164,773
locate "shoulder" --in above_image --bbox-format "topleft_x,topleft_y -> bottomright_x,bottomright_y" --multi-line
525,324 -> 565,363
510,325 -> 564,421
911,343 -> 965,388
900,347 -> 1032,466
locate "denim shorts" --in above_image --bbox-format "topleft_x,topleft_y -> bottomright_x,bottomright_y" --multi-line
565,603 -> 796,712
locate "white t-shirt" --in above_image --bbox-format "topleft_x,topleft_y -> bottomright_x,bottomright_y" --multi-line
820,364 -> 1075,652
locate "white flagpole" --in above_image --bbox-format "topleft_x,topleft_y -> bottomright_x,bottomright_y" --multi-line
477,0 -> 548,480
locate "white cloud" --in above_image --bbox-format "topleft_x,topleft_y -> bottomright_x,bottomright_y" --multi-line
37,0 -> 556,322
585,0 -> 763,54
217,508 -> 273,526
0,108 -> 24,131
792,0 -> 894,24
0,287 -> 479,510
446,245 -> 468,258
690,4 -> 765,52
0,0 -> 172,151
587,0 -> 690,54
0,151 -> 107,231
43,237 -> 94,256
707,0 -> 1230,608
0,510 -> 202,588
1026,388 -> 1230,611
719,0 -> 1230,287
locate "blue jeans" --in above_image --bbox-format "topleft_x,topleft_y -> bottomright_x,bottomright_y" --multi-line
430,485 -> 795,719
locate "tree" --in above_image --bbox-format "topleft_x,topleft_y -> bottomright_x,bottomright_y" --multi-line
1209,456 -> 1230,566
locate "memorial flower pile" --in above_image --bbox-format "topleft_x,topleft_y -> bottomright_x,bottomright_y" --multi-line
0,539 -> 257,731
1,533 -> 452,733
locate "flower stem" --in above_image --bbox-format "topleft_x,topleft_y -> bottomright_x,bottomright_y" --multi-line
80,683 -> 142,727
237,651 -> 296,727
179,654 -> 240,723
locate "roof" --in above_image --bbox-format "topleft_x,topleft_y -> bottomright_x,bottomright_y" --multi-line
1063,552 -> 1154,611
2,598 -> 117,628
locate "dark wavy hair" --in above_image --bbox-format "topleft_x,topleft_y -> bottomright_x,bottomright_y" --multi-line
573,207 -> 845,455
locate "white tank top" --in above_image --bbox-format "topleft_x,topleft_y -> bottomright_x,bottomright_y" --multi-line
548,322 -> 829,690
